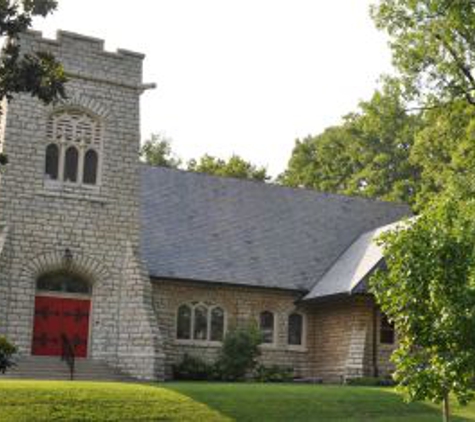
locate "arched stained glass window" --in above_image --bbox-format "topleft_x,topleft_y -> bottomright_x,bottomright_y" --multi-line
176,303 -> 226,342
64,146 -> 79,182
259,311 -> 274,344
194,305 -> 208,340
83,149 -> 98,185
177,305 -> 192,340
288,313 -> 303,346
210,307 -> 224,341
45,109 -> 103,186
45,143 -> 59,180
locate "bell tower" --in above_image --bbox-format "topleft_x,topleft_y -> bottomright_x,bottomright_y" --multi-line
0,30 -> 164,380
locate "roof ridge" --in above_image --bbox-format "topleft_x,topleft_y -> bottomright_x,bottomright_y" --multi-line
140,163 -> 410,209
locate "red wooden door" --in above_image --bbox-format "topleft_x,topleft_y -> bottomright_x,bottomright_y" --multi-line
32,296 -> 90,358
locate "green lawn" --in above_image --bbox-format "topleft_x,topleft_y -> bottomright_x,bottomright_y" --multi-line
165,382 -> 475,422
2,380 -> 475,421
0,380 -> 228,421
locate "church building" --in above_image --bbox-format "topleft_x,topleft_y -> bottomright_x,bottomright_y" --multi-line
0,31 -> 410,381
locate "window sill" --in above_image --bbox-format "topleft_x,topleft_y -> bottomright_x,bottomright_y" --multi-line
259,344 -> 308,353
39,180 -> 106,204
174,340 -> 222,347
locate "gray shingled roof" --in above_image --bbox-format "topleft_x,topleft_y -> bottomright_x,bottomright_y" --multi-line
140,166 -> 410,292
303,221 -> 407,300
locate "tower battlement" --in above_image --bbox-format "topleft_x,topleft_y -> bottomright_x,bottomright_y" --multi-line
20,30 -> 149,88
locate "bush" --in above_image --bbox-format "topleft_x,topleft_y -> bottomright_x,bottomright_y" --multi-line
255,364 -> 294,382
172,354 -> 213,381
216,325 -> 262,381
0,336 -> 17,374
345,376 -> 395,387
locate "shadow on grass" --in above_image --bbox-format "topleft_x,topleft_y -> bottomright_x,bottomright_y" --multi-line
161,382 -> 475,422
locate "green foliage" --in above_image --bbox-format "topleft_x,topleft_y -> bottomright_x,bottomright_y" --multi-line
370,193 -> 475,410
371,0 -> 475,108
345,377 -> 395,387
140,133 -> 182,168
280,81 -> 422,206
0,335 -> 17,374
0,1 -> 66,104
188,154 -> 269,182
172,354 -> 215,381
254,364 -> 294,382
410,100 -> 475,208
0,0 -> 67,170
216,325 -> 262,381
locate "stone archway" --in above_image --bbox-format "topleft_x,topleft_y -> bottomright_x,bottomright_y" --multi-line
23,250 -> 110,359
32,270 -> 92,358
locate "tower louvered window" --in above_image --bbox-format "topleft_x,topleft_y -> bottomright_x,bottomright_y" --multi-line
44,109 -> 102,186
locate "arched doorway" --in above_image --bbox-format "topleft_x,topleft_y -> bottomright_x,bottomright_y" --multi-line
32,271 -> 92,358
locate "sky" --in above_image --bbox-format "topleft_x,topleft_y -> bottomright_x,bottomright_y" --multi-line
33,1 -> 393,176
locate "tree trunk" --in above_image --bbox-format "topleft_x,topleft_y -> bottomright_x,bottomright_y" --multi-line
443,393 -> 450,422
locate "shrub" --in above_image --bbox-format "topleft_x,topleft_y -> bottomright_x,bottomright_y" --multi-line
0,336 -> 17,374
216,324 -> 262,381
345,376 -> 395,387
255,364 -> 294,382
172,354 -> 213,381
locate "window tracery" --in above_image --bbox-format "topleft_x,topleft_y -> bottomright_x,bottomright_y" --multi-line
176,303 -> 226,342
44,109 -> 102,186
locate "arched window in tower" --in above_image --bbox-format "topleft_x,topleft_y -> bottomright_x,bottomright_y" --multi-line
45,143 -> 59,180
44,109 -> 103,187
64,146 -> 79,182
83,149 -> 98,185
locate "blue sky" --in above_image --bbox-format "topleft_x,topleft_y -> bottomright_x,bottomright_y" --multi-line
34,0 -> 393,176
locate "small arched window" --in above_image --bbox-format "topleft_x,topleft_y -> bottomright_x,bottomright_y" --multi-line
210,306 -> 225,341
380,314 -> 395,344
64,146 -> 79,182
83,149 -> 98,185
259,311 -> 274,344
45,143 -> 59,180
37,271 -> 91,295
288,313 -> 304,346
177,304 -> 192,340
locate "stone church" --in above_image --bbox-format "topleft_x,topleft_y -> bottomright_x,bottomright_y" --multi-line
0,31 -> 410,382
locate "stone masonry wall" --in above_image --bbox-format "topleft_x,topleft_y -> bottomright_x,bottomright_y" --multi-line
152,279 -> 311,379
0,31 -> 164,379
309,296 -> 376,383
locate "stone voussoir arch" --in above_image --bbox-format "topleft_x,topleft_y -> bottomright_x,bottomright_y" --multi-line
23,250 -> 111,286
48,93 -> 111,120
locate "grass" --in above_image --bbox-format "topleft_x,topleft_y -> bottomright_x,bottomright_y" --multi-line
0,380 -> 229,421
2,380 -> 475,421
165,382 -> 475,422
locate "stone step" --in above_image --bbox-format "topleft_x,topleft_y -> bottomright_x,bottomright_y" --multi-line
2,356 -> 134,382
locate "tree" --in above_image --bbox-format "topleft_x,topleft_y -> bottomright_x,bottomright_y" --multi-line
370,191 -> 475,422
280,82 -> 422,205
410,99 -> 475,207
371,0 -> 475,108
140,133 -> 181,168
187,154 -> 269,182
0,0 -> 67,169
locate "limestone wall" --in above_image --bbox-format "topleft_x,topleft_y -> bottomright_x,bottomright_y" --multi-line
152,279 -> 311,379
